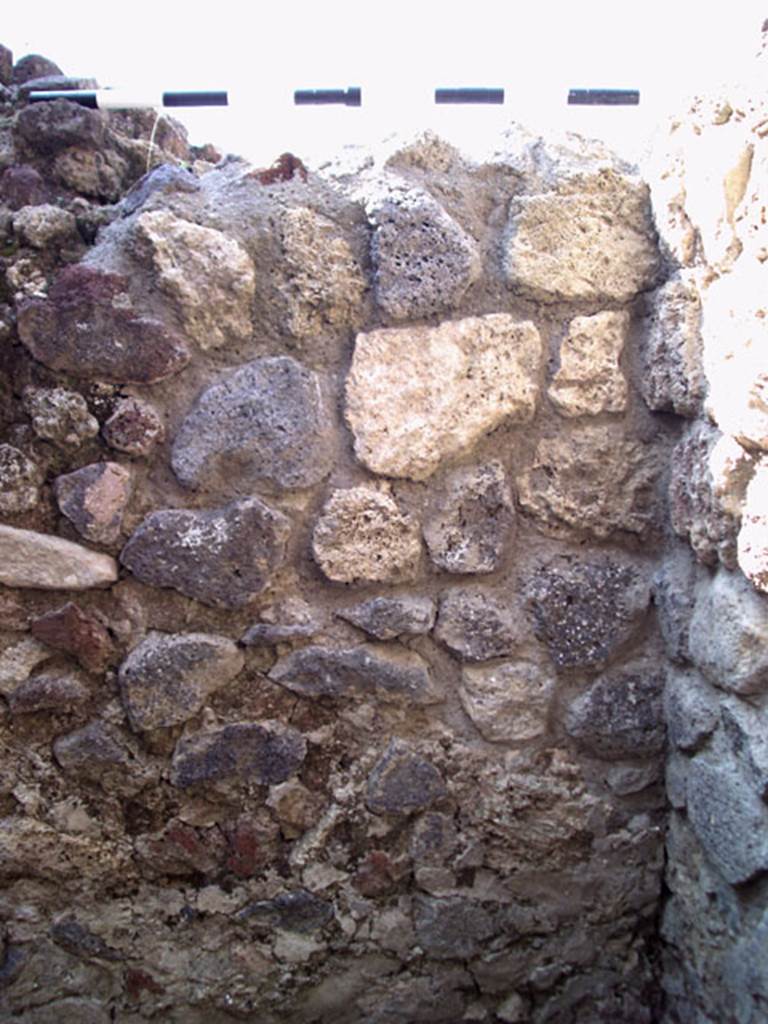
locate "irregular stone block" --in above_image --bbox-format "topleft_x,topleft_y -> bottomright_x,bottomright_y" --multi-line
460,658 -> 555,742
721,699 -> 768,800
120,497 -> 289,609
270,644 -> 441,704
434,587 -> 523,662
53,720 -> 132,778
50,918 -> 123,962
688,568 -> 768,695
548,310 -> 629,417
564,667 -> 665,760
170,721 -> 306,789
31,603 -> 115,674
120,164 -> 200,216
238,890 -> 333,934
409,812 -> 459,864
12,204 -> 78,249
14,97 -> 103,153
311,486 -> 421,584
23,387 -> 98,448
687,756 -> 768,884
8,670 -> 90,714
0,637 -> 52,694
345,314 -> 542,481
366,739 -> 447,815
336,595 -> 436,640
278,206 -> 365,337
413,895 -> 495,960
12,54 -> 63,86
132,210 -> 255,350
102,397 -> 165,457
738,460 -> 768,594
0,44 -> 11,86
503,170 -> 660,303
669,422 -> 752,568
517,424 -> 659,539
641,273 -> 705,417
118,631 -> 244,732
423,461 -> 514,574
171,357 -> 333,494
0,165 -> 47,210
0,444 -> 41,515
0,525 -> 117,590
367,184 -> 480,320
524,555 -> 649,670
663,668 -> 719,753
605,762 -> 661,796
17,265 -> 190,384
54,147 -> 127,202
651,547 -> 700,664
54,462 -> 132,546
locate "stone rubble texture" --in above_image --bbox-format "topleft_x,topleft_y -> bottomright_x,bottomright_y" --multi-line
1,38 -> 764,1022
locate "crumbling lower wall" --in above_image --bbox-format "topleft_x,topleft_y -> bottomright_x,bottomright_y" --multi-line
0,40 -> 751,1024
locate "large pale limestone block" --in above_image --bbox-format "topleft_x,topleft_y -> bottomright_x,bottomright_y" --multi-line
0,525 -> 118,590
345,314 -> 542,481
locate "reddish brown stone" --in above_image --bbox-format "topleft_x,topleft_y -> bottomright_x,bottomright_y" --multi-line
31,602 -> 116,674
136,820 -> 227,876
0,165 -> 47,210
102,397 -> 165,457
17,265 -> 190,384
54,462 -> 132,546
353,850 -> 398,897
124,969 -> 165,1000
222,819 -> 269,878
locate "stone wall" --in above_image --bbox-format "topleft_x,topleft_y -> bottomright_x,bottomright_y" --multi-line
0,37 -> 759,1024
645,51 -> 768,1023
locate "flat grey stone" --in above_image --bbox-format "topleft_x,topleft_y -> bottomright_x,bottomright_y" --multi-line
664,668 -> 720,753
413,895 -> 494,960
336,596 -> 436,640
170,721 -> 306,789
564,666 -> 665,760
434,587 -> 523,662
366,739 -> 447,815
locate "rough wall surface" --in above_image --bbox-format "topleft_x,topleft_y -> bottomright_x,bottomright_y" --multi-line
0,39 -> 757,1024
645,55 -> 768,1023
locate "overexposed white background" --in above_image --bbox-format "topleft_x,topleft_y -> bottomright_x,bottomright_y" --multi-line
3,1 -> 765,166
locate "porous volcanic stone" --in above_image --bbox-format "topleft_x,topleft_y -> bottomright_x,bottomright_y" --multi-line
171,357 -> 333,494
13,204 -> 78,249
366,739 -> 447,815
345,314 -> 542,481
336,595 -> 436,640
17,265 -> 190,384
434,587 -> 523,662
652,547 -> 700,664
367,184 -> 480,320
548,310 -> 629,417
55,462 -> 132,546
663,668 -> 719,754
0,165 -> 47,210
503,169 -> 660,303
0,445 -> 41,515
23,387 -> 99,448
738,460 -> 768,594
686,755 -> 768,885
517,424 -> 659,539
121,164 -> 200,216
278,205 -> 365,337
524,555 -> 649,670
12,54 -> 63,85
311,486 -> 421,584
688,568 -> 768,695
14,96 -> 104,153
423,461 -> 514,574
669,421 -> 749,568
721,698 -> 768,800
269,644 -> 441,704
641,273 -> 705,417
54,148 -> 127,202
31,603 -> 115,674
460,658 -> 555,742
118,631 -> 244,732
52,720 -> 132,779
170,721 -> 307,789
120,498 -> 289,609
132,210 -> 255,350
102,397 -> 165,457
413,895 -> 495,960
0,525 -> 117,590
564,667 -> 665,760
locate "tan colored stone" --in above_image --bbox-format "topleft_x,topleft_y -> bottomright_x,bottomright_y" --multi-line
517,425 -> 659,539
133,210 -> 256,350
0,525 -> 118,590
312,486 -> 421,584
345,314 -> 542,481
503,170 -> 660,303
12,203 -> 77,249
739,460 -> 768,593
460,658 -> 555,742
548,311 -> 628,417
